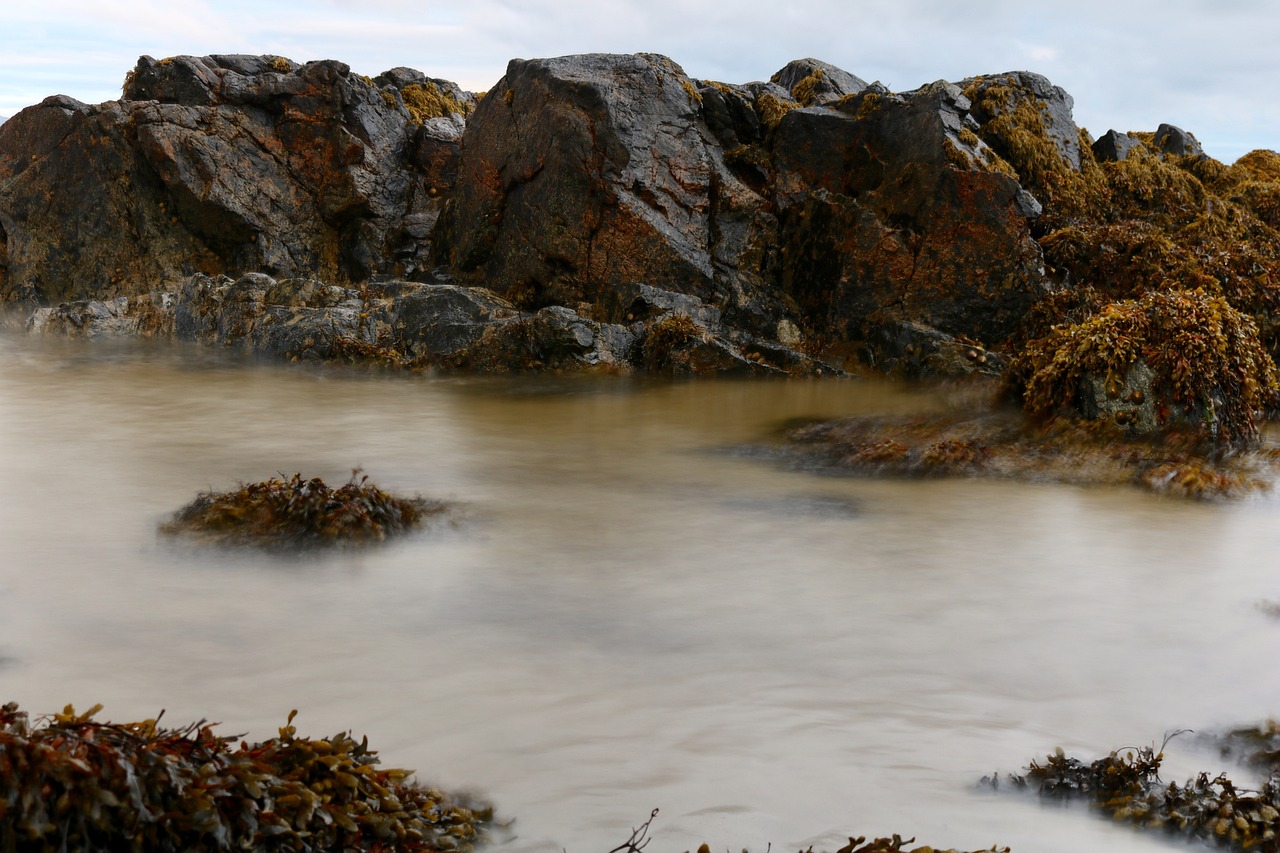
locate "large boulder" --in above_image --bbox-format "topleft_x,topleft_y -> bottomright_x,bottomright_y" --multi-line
0,55 -> 475,305
431,53 -> 785,335
770,80 -> 1049,349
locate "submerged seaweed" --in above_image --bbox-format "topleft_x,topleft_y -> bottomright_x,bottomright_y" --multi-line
161,470 -> 447,547
0,703 -> 491,852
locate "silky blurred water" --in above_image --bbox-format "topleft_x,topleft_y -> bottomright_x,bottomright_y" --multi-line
1,334 -> 1279,852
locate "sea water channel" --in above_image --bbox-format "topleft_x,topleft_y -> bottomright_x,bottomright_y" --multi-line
1,333 -> 1279,852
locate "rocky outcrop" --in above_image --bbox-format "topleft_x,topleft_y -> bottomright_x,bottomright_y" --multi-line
0,55 -> 473,305
770,80 -> 1048,350
7,51 -> 1280,405
432,54 -> 1058,373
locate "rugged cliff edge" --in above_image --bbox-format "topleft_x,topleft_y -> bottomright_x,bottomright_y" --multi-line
3,52 -> 1280,443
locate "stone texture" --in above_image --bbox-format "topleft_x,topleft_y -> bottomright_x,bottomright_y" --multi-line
1152,123 -> 1206,158
770,58 -> 868,106
1092,129 -> 1142,162
432,53 -> 785,336
0,54 -> 475,304
771,80 -> 1048,351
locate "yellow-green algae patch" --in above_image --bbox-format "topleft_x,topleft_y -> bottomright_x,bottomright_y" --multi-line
1012,288 -> 1278,445
400,82 -> 472,122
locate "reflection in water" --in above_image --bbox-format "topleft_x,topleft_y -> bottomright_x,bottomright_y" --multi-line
1,335 -> 1279,851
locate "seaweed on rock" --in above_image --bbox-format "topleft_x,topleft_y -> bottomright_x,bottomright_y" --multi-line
0,703 -> 491,852
992,734 -> 1280,852
1012,288 -> 1279,444
161,470 -> 446,547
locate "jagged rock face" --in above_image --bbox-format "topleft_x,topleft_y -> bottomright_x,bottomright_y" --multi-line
0,55 -> 472,304
771,81 -> 1048,346
436,53 -> 1053,355
1092,129 -> 1142,163
432,53 -> 782,333
3,52 -> 1122,376
771,58 -> 869,106
962,71 -> 1082,170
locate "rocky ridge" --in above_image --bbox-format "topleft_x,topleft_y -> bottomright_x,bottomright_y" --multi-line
4,52 -> 1280,440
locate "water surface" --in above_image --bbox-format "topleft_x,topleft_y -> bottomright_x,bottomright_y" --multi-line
1,335 -> 1278,851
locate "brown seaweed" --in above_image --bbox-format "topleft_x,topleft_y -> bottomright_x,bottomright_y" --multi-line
161,470 -> 447,547
0,703 -> 491,852
991,733 -> 1280,851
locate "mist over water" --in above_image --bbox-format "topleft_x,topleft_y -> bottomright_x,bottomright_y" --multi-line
2,334 -> 1278,851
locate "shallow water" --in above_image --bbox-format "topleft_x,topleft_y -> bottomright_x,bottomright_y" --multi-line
2,334 -> 1279,852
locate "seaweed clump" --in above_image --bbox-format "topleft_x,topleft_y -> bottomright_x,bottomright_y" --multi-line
639,313 -> 704,372
0,702 -> 491,852
1012,288 -> 1278,444
161,470 -> 445,547
991,736 -> 1280,852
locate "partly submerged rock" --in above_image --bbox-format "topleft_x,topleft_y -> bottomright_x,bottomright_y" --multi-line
7,51 -> 1280,402
1012,288 -> 1279,444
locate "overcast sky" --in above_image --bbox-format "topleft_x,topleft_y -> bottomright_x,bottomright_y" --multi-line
1,0 -> 1276,162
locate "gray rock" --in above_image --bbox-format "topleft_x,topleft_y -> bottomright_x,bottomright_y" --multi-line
961,70 -> 1083,170
386,283 -> 517,356
1078,361 -> 1161,434
1092,129 -> 1142,162
770,58 -> 868,106
867,319 -> 1008,378
1152,123 -> 1206,158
